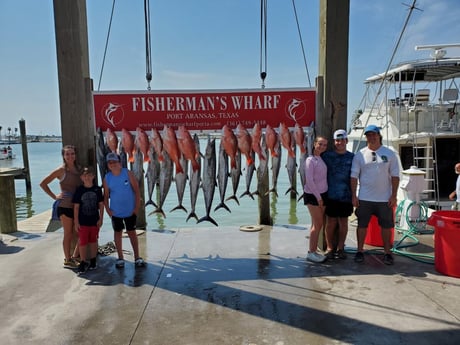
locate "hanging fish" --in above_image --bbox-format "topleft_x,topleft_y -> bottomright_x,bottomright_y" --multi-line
251,122 -> 266,161
177,125 -> 200,172
187,134 -> 201,222
236,124 -> 254,166
148,151 -> 173,218
170,155 -> 188,213
266,140 -> 282,197
297,151 -> 308,202
285,132 -> 298,195
221,125 -> 238,170
240,150 -> 256,200
253,134 -> 269,196
265,124 -> 279,157
121,128 -> 135,164
294,123 -> 306,154
105,128 -> 119,153
162,125 -> 184,175
132,147 -> 144,187
226,150 -> 241,205
214,141 -> 231,213
145,149 -> 160,207
197,138 -> 218,227
96,127 -> 108,182
150,128 -> 164,162
135,127 -> 150,163
279,122 -> 296,158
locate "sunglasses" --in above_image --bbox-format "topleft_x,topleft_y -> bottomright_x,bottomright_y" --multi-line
372,152 -> 377,162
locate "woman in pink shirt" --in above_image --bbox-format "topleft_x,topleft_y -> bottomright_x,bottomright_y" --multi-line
303,136 -> 328,263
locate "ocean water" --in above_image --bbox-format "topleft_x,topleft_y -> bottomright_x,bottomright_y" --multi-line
2,141 -> 311,229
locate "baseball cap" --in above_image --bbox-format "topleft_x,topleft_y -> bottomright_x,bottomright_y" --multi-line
80,166 -> 95,175
364,124 -> 381,135
333,129 -> 347,140
106,152 -> 120,162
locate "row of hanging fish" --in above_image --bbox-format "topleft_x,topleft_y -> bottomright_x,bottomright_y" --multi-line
96,122 -> 314,226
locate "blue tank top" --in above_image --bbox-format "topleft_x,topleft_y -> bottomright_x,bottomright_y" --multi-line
105,168 -> 135,218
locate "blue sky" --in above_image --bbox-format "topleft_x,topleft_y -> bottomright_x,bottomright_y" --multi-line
0,0 -> 459,136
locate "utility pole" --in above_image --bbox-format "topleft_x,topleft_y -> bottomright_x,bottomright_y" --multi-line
53,0 -> 96,168
317,0 -> 350,143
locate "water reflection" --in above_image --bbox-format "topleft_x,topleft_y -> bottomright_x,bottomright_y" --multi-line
288,197 -> 299,225
15,191 -> 34,220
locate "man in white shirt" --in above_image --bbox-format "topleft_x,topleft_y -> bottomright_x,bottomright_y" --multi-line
350,125 -> 400,265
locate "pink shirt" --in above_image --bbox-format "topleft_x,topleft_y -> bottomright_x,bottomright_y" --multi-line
304,155 -> 328,201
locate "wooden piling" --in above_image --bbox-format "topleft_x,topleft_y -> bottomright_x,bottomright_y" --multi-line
19,119 -> 31,191
0,172 -> 18,233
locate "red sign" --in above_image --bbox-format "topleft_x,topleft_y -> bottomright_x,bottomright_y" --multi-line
93,88 -> 315,132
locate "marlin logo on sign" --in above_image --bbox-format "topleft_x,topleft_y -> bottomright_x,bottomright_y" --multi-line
286,98 -> 307,122
102,102 -> 125,127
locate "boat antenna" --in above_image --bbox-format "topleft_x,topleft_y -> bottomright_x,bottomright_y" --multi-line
358,0 -> 421,148
260,0 -> 268,89
97,0 -> 116,91
144,0 -> 153,90
291,0 -> 311,87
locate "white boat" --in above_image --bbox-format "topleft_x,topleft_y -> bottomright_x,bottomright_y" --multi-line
347,43 -> 460,210
0,146 -> 15,160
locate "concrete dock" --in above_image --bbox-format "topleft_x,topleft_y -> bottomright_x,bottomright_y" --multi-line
1,213 -> 459,345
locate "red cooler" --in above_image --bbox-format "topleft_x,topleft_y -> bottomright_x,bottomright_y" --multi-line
427,210 -> 460,278
364,215 -> 395,247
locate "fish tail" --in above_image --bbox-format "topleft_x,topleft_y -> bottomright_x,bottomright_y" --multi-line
284,187 -> 298,195
297,193 -> 306,202
265,188 -> 278,197
239,190 -> 254,200
170,204 -> 187,213
148,208 -> 166,218
145,199 -> 158,208
225,194 -> 241,205
197,215 -> 219,227
214,202 -> 231,213
186,212 -> 199,222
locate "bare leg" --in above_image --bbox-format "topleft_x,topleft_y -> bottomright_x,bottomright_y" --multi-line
337,217 -> 349,251
89,242 -> 98,260
79,244 -> 87,262
325,216 -> 338,252
381,227 -> 393,254
307,204 -> 325,253
127,230 -> 140,259
114,231 -> 124,260
356,227 -> 368,252
60,215 -> 73,260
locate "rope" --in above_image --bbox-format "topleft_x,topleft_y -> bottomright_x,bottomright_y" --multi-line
97,0 -> 116,91
259,0 -> 268,89
144,0 -> 153,90
291,0 -> 311,87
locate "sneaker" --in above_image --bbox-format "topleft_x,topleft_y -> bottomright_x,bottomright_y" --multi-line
63,258 -> 79,268
325,250 -> 336,261
115,259 -> 125,268
89,258 -> 97,270
135,257 -> 146,267
383,253 -> 394,265
336,249 -> 347,260
354,252 -> 364,263
78,261 -> 89,274
306,251 -> 326,263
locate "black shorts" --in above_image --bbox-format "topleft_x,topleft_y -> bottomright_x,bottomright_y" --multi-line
355,200 -> 394,229
325,199 -> 353,218
303,192 -> 328,206
57,207 -> 74,219
111,214 -> 137,232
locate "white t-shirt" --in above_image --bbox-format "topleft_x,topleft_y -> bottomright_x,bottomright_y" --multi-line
456,175 -> 460,202
350,145 -> 400,202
